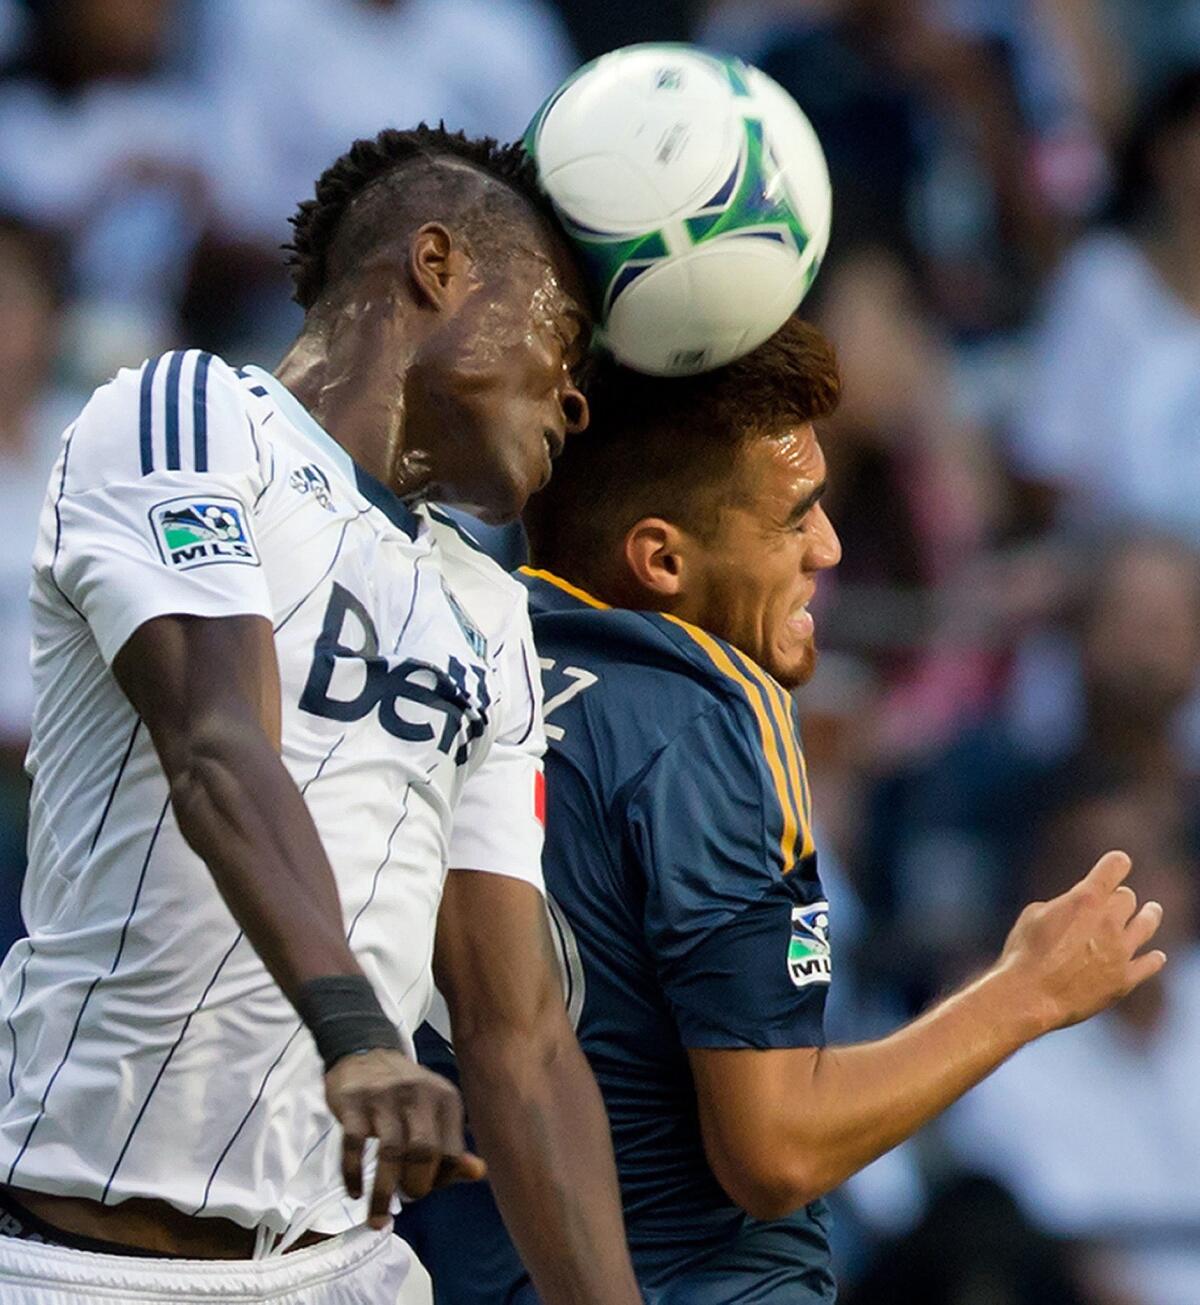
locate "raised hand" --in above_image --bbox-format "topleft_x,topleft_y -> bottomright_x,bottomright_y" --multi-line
998,850 -> 1166,1034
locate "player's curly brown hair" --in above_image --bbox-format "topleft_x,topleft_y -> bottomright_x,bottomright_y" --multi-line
286,123 -> 558,309
525,316 -> 841,581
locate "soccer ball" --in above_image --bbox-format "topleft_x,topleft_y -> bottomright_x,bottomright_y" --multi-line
525,44 -> 832,377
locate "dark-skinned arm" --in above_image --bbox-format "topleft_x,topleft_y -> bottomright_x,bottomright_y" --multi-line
113,612 -> 483,1222
688,851 -> 1165,1219
435,869 -> 640,1304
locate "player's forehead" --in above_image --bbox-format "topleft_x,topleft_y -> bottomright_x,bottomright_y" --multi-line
740,423 -> 823,500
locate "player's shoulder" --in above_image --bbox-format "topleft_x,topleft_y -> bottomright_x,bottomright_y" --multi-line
523,568 -> 816,873
521,566 -> 773,719
423,506 -> 530,642
66,349 -> 261,490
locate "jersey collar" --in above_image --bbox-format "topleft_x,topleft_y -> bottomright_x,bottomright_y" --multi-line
519,566 -> 612,613
242,365 -> 421,541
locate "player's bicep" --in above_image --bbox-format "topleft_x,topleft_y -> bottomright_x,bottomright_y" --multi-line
434,869 -> 563,1046
688,1043 -> 820,1213
113,613 -> 283,773
630,704 -> 828,1049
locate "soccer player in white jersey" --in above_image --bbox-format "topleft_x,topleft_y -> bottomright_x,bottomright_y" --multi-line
0,126 -> 641,1305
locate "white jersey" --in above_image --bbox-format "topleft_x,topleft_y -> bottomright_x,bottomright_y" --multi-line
0,353 -> 545,1239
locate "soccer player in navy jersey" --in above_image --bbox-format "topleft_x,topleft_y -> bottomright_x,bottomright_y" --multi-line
402,315 -> 1167,1303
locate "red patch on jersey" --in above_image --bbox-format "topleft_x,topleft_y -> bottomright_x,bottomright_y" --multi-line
534,770 -> 546,825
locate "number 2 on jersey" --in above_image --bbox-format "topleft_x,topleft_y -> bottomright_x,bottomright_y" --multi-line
539,659 -> 598,742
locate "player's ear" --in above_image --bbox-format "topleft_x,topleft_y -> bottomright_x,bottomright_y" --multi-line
408,223 -> 477,311
624,518 -> 687,599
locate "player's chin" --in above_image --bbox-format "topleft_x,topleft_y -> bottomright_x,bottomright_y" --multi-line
471,459 -> 545,524
772,638 -> 817,690
506,433 -> 555,514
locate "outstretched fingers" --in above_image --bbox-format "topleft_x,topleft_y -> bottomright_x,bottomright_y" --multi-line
1082,850 -> 1132,894
1127,948 -> 1168,989
1125,899 -> 1164,954
1113,884 -> 1138,925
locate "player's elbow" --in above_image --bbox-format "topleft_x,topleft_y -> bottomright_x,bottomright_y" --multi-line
453,992 -> 573,1072
708,1148 -> 827,1221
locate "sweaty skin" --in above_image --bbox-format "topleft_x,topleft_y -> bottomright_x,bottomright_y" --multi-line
398,252 -> 588,514
653,424 -> 839,689
278,225 -> 588,525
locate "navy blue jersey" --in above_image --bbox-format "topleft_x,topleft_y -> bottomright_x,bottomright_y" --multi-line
399,569 -> 836,1304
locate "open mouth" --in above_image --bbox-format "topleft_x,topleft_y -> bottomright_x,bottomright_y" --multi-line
788,595 -> 815,639
542,428 -> 565,461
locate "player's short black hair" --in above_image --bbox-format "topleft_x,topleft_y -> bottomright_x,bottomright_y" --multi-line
525,316 -> 841,583
286,123 -> 558,310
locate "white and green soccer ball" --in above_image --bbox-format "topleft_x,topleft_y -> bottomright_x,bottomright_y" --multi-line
525,43 -> 832,377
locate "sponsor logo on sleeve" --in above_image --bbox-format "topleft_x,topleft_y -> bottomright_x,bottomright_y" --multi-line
289,463 -> 336,511
149,496 -> 259,570
788,900 -> 831,988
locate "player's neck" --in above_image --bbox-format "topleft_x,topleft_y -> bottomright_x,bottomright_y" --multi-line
274,333 -> 406,493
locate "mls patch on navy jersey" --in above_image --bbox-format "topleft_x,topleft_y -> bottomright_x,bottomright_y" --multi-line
149,495 -> 259,570
788,900 -> 831,987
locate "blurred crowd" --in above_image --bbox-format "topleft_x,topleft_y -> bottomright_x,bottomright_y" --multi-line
1,1 -> 1198,1302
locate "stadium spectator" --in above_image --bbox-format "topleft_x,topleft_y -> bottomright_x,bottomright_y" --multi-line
0,0 -> 204,379
944,783 -> 1200,1305
196,0 -> 575,248
0,217 -> 83,951
846,1174 -> 1093,1305
702,0 -> 1065,330
812,247 -> 1004,760
1012,64 -> 1200,539
861,531 -> 1200,1010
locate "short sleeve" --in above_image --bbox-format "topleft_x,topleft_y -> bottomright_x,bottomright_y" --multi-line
446,603 -> 546,891
627,702 -> 829,1050
47,351 -> 273,664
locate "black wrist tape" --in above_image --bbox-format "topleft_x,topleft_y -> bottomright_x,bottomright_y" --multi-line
295,975 -> 403,1072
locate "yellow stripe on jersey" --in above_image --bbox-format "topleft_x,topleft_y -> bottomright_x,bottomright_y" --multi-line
662,615 -> 804,874
730,648 -> 816,861
519,567 -> 611,610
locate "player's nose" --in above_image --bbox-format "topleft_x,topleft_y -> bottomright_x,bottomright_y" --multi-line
807,505 -> 841,571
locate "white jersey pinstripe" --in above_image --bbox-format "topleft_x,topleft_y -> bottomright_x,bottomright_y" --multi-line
0,354 -> 545,1240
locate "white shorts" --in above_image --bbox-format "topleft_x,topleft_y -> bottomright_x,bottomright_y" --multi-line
0,1225 -> 430,1304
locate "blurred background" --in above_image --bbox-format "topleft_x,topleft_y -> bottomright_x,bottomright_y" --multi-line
0,1 -> 1197,1301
